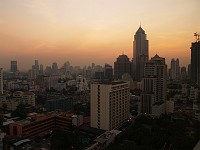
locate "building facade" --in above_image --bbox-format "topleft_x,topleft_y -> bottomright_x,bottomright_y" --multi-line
90,81 -> 130,131
191,41 -> 200,86
104,64 -> 113,81
10,61 -> 17,73
133,26 -> 149,81
114,54 -> 132,80
9,112 -> 75,139
0,91 -> 35,111
139,54 -> 167,116
0,68 -> 3,94
170,58 -> 180,80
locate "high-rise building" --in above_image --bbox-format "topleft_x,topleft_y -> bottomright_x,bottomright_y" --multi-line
114,54 -> 132,80
188,64 -> 191,80
180,67 -> 187,81
139,54 -> 167,116
104,64 -> 113,81
191,41 -> 200,86
90,81 -> 130,130
35,60 -> 39,74
0,68 -> 3,94
10,61 -> 17,73
52,62 -> 58,73
133,26 -> 149,81
40,64 -> 44,74
170,58 -> 180,80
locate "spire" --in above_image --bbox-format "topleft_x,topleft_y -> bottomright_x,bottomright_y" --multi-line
136,25 -> 145,34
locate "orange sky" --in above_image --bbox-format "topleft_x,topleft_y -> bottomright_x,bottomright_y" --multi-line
0,0 -> 200,71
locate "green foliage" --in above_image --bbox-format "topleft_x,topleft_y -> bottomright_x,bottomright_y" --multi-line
108,115 -> 200,150
50,129 -> 83,150
11,103 -> 28,119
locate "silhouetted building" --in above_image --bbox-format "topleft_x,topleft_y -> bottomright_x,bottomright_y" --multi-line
52,62 -> 58,74
34,60 -> 39,75
0,68 -> 3,94
139,54 -> 167,116
188,64 -> 191,80
46,97 -> 73,112
10,61 -> 17,73
39,64 -> 43,74
133,26 -> 149,81
114,54 -> 132,80
191,41 -> 200,86
94,71 -> 104,80
104,64 -> 113,81
170,58 -> 180,80
181,67 -> 187,81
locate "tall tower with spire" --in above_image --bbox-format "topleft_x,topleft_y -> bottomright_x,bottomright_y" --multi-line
133,26 -> 149,81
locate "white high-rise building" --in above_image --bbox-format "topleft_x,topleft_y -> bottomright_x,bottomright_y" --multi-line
133,26 -> 149,81
139,54 -> 167,116
90,81 -> 130,131
0,68 -> 3,94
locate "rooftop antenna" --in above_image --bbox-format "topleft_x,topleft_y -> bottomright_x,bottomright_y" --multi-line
194,32 -> 200,42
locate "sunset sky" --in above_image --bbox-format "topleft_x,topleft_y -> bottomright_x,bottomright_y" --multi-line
0,0 -> 200,71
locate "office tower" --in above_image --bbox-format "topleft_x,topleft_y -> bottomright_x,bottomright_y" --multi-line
140,54 -> 167,116
104,64 -> 113,81
40,64 -> 43,74
191,41 -> 200,86
114,54 -> 132,80
10,61 -> 17,73
170,58 -> 180,80
52,62 -> 58,73
35,60 -> 38,66
0,68 -> 3,94
35,60 -> 39,74
90,81 -> 130,130
133,26 -> 149,81
181,67 -> 187,81
188,64 -> 191,80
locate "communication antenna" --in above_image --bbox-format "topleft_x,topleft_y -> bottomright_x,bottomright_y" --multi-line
194,32 -> 200,42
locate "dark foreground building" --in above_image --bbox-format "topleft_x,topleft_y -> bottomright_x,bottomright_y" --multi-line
191,41 -> 200,86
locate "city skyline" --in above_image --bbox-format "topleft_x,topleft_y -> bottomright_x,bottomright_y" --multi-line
0,0 -> 200,70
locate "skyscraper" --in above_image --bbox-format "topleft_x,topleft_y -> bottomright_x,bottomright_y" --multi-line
191,41 -> 200,86
0,68 -> 3,94
52,62 -> 58,74
10,61 -> 17,73
35,60 -> 39,74
133,26 -> 149,81
104,64 -> 113,81
114,54 -> 132,80
170,58 -> 180,80
40,64 -> 44,74
90,81 -> 130,130
180,67 -> 187,81
139,54 -> 167,116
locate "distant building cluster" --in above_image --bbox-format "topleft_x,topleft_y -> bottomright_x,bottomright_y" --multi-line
0,26 -> 200,150
0,91 -> 35,111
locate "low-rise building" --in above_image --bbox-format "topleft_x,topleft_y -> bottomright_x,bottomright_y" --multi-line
0,91 -> 35,111
9,111 -> 79,139
165,100 -> 174,114
86,130 -> 121,150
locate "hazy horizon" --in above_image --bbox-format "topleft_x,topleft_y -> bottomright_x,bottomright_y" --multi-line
1,0 -> 200,71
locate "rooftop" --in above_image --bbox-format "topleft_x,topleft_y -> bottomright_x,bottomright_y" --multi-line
11,111 -> 74,126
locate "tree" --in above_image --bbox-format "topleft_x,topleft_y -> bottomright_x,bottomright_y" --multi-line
11,103 -> 28,119
2,103 -> 7,113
